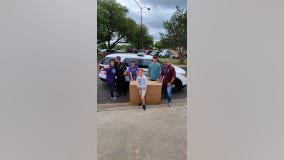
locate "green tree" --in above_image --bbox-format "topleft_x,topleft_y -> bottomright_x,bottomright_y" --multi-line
97,0 -> 153,51
153,40 -> 164,50
160,7 -> 187,64
129,25 -> 153,50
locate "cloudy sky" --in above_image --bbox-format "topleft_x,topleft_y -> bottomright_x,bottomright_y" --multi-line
116,0 -> 187,42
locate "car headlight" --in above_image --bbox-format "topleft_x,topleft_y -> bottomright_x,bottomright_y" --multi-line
180,73 -> 187,77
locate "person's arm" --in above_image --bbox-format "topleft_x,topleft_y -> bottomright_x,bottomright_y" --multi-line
158,67 -> 164,82
145,76 -> 148,89
136,77 -> 140,89
129,71 -> 133,80
157,64 -> 161,80
147,64 -> 151,77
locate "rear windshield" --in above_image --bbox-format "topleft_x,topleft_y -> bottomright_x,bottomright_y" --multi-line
124,58 -> 153,68
101,57 -> 112,65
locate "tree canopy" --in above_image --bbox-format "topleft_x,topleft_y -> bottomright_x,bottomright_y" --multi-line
97,0 -> 153,50
160,7 -> 187,64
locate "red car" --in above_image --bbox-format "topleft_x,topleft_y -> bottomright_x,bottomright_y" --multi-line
172,53 -> 179,59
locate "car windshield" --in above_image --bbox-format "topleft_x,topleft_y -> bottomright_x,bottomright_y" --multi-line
124,58 -> 153,68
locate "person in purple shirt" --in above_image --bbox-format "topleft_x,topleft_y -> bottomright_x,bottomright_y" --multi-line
128,60 -> 139,81
104,59 -> 116,102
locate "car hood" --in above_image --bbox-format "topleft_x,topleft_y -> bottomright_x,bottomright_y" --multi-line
172,65 -> 186,74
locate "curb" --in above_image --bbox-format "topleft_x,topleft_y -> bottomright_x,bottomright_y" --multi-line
97,98 -> 187,112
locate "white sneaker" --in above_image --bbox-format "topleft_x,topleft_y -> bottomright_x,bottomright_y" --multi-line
168,102 -> 172,107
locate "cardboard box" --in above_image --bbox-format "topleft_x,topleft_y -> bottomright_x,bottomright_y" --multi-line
129,79 -> 162,105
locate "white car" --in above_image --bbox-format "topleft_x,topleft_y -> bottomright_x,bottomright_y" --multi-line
98,53 -> 187,92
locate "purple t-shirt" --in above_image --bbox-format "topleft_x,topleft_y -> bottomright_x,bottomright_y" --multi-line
104,65 -> 116,82
128,65 -> 138,80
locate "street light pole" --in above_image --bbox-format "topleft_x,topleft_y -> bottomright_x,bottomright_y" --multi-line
133,0 -> 150,51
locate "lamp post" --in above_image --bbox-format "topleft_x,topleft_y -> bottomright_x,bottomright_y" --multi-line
133,0 -> 150,51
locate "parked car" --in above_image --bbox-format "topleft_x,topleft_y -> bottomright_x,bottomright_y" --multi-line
158,49 -> 171,58
149,50 -> 158,56
172,53 -> 179,59
98,53 -> 187,92
145,50 -> 153,55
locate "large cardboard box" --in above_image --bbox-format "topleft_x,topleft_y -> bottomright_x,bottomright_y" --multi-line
129,79 -> 162,105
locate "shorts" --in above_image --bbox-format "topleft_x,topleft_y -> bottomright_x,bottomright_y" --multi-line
138,88 -> 147,96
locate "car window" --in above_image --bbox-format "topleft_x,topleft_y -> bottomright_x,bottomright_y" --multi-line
101,57 -> 112,65
124,58 -> 153,68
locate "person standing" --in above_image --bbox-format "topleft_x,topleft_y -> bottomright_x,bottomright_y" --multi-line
115,56 -> 127,96
158,59 -> 176,107
128,60 -> 138,81
148,55 -> 161,81
136,68 -> 148,110
104,59 -> 116,102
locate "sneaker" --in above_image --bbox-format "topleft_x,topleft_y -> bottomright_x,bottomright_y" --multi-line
111,97 -> 116,102
168,102 -> 172,107
142,105 -> 146,110
138,102 -> 142,106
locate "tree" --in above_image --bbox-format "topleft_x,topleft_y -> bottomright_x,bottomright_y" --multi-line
153,40 -> 164,50
160,7 -> 187,64
128,25 -> 153,50
97,0 -> 153,51
97,0 -> 130,49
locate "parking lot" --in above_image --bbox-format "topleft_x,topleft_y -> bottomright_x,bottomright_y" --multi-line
97,59 -> 187,104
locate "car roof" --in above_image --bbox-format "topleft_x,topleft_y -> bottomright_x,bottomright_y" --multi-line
105,53 -> 153,60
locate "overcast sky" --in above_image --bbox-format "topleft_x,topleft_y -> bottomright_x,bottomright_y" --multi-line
116,0 -> 187,42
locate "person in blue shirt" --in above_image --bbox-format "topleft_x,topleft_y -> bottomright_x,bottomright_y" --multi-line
104,59 -> 116,102
128,60 -> 138,81
148,55 -> 161,81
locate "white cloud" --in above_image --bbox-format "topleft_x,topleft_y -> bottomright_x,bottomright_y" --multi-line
116,0 -> 186,41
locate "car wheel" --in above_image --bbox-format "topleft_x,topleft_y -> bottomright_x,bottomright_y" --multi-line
172,79 -> 182,93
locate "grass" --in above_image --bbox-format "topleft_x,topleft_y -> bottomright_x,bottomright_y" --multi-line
158,57 -> 187,65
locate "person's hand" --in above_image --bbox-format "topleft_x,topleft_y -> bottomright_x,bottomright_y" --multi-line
157,80 -> 161,83
167,82 -> 171,86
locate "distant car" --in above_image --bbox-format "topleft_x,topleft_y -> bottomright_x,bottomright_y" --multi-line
172,53 -> 179,59
145,50 -> 153,55
149,50 -> 158,56
158,49 -> 171,58
98,53 -> 187,92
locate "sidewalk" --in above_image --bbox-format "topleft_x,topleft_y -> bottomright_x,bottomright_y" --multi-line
97,102 -> 187,160
97,98 -> 187,112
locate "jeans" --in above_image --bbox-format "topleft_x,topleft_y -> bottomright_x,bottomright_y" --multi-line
107,80 -> 115,97
162,84 -> 172,103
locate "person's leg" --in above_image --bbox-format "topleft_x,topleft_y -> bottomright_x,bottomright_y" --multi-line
167,85 -> 172,107
121,77 -> 126,95
116,78 -> 121,96
108,81 -> 115,101
162,84 -> 167,99
138,89 -> 142,106
141,89 -> 146,110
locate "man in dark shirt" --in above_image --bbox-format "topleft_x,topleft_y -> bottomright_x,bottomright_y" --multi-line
158,59 -> 176,107
115,56 -> 127,96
